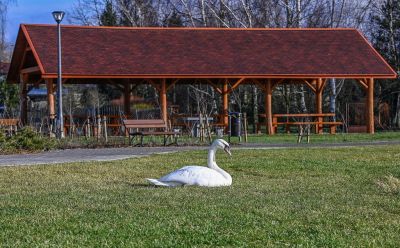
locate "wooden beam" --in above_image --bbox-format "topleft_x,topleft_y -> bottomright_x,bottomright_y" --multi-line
303,79 -> 316,93
366,78 -> 375,134
205,79 -> 222,94
357,79 -> 368,90
315,78 -> 323,134
20,66 -> 40,74
271,79 -> 285,90
265,79 -> 274,135
18,44 -> 29,74
40,74 -> 398,80
25,46 -> 32,52
228,78 -> 246,93
160,79 -> 168,123
252,79 -> 265,92
167,79 -> 180,91
319,79 -> 328,92
223,79 -> 229,129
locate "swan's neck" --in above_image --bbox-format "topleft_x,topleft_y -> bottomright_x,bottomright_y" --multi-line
207,145 -> 217,168
207,145 -> 232,183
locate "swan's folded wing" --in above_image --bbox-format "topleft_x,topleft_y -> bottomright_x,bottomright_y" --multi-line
159,166 -> 223,186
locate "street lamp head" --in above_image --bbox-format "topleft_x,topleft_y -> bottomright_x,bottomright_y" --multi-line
52,11 -> 65,23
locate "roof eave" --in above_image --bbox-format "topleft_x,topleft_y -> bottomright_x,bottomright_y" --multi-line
6,24 -> 47,83
21,24 -> 46,75
41,73 -> 398,79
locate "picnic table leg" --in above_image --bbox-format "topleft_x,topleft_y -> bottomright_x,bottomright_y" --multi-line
273,117 -> 278,134
330,125 -> 336,134
286,124 -> 290,134
297,125 -> 302,143
174,134 -> 178,145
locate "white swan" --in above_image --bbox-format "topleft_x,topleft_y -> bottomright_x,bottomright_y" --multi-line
146,139 -> 232,187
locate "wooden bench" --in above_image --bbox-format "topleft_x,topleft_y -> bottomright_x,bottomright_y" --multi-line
122,119 -> 180,146
0,118 -> 19,135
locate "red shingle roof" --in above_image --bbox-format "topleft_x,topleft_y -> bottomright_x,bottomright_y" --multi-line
7,24 -> 397,82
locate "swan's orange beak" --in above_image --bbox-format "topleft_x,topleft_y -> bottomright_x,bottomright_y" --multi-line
224,146 -> 232,156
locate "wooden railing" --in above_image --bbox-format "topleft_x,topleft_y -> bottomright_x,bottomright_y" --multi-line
0,118 -> 20,135
64,115 -> 123,136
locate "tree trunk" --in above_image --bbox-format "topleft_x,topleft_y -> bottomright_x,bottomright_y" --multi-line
299,85 -> 308,113
393,93 -> 400,128
330,78 -> 336,121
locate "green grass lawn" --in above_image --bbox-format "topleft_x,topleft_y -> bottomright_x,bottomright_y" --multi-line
57,131 -> 400,148
1,146 -> 400,247
245,131 -> 400,144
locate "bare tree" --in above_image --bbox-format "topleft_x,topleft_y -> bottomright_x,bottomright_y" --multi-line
0,0 -> 16,61
69,0 -> 106,25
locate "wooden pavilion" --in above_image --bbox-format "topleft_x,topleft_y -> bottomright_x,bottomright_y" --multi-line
7,24 -> 397,134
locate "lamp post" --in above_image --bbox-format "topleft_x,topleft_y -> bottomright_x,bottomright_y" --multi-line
52,11 -> 65,138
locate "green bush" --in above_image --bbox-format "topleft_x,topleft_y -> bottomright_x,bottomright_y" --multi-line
0,129 -> 6,144
0,127 -> 56,153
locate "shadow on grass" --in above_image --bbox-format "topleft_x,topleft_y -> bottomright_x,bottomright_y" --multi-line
110,180 -> 153,188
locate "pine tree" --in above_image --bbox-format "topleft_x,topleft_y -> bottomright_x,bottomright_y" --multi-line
163,11 -> 183,27
98,0 -> 121,102
100,0 -> 118,26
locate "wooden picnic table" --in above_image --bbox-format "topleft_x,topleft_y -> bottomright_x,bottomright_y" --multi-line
258,113 -> 342,134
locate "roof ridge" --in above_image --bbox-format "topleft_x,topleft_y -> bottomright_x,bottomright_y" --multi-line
21,24 -> 357,31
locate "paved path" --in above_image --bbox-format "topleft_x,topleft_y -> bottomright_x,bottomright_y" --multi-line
0,147 -> 201,166
0,141 -> 399,167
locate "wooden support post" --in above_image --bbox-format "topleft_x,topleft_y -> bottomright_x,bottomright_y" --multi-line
160,79 -> 168,123
103,116 -> 108,143
265,79 -> 274,135
366,78 -> 375,134
316,78 -> 323,134
223,79 -> 229,130
124,83 -> 131,118
19,74 -> 28,125
46,79 -> 56,137
46,79 -> 56,120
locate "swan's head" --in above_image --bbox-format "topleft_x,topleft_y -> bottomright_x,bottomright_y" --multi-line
212,139 -> 231,156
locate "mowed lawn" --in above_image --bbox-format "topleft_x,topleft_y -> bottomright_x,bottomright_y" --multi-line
1,146 -> 400,247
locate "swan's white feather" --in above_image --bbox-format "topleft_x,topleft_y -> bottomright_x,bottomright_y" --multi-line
146,178 -> 173,187
158,166 -> 229,187
146,139 -> 232,187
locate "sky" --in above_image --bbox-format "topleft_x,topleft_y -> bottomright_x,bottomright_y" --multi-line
7,0 -> 74,44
